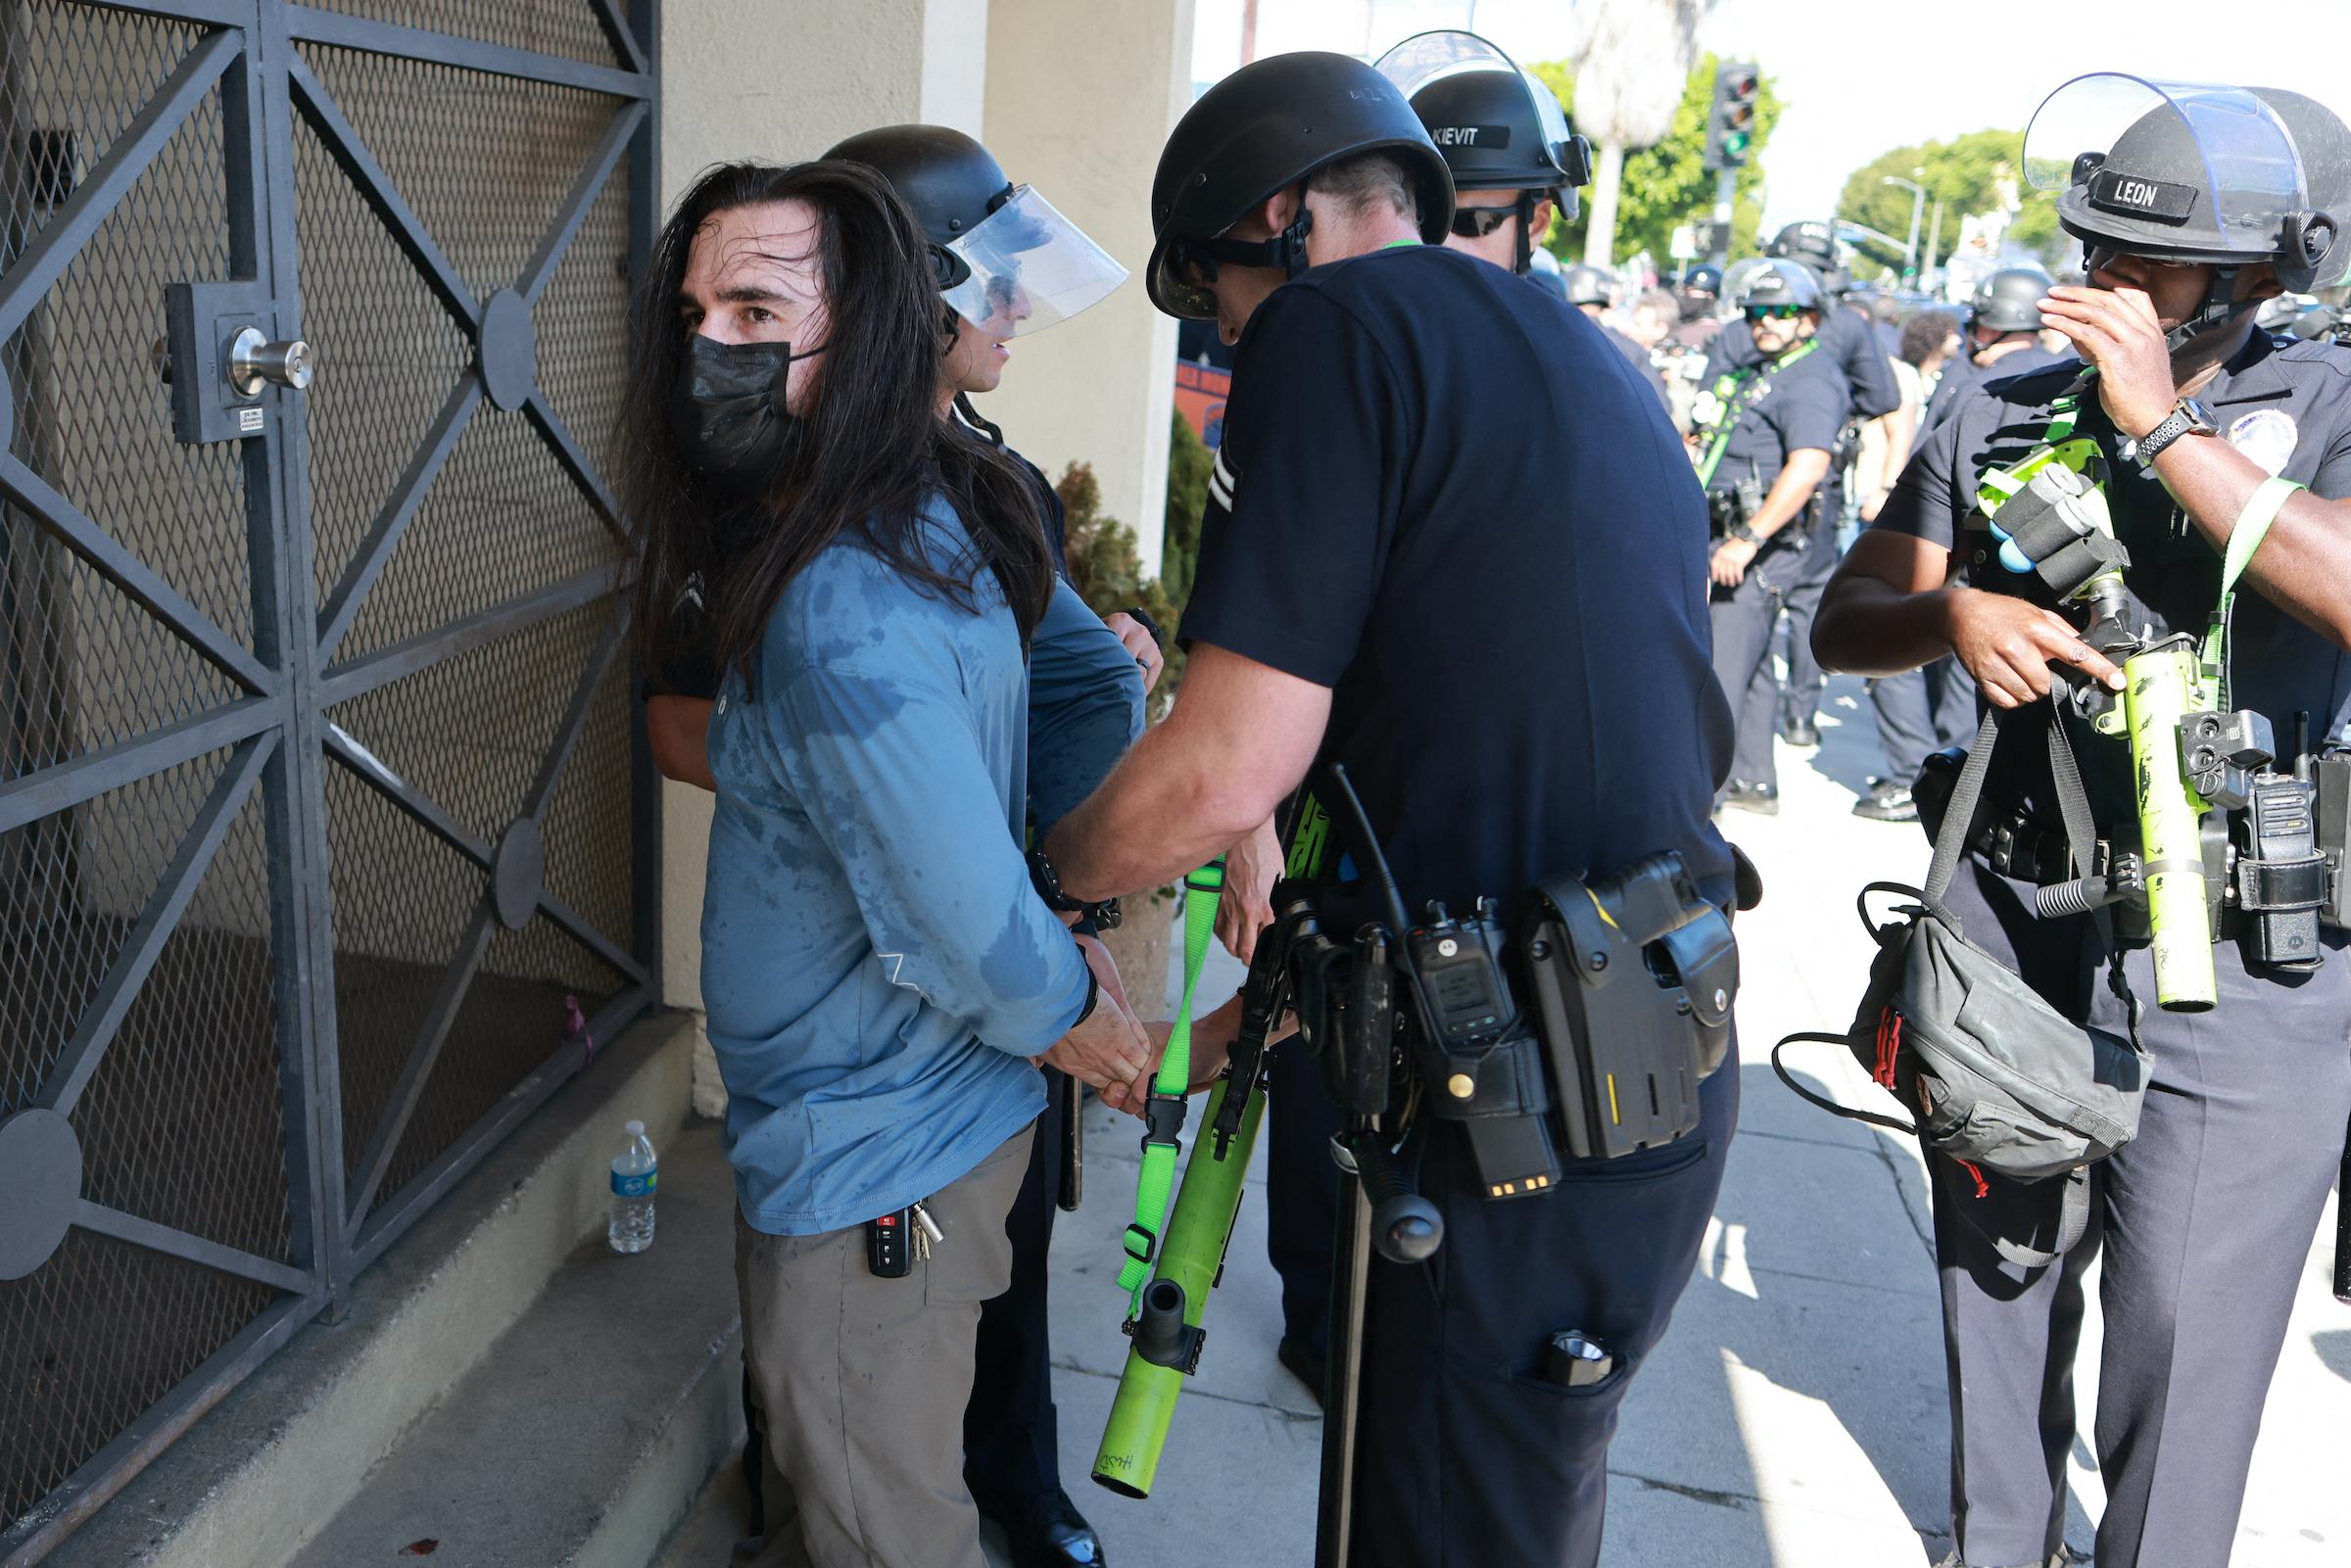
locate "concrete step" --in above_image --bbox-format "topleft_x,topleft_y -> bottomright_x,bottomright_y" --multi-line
650,1442 -> 754,1568
293,1120 -> 744,1568
48,1014 -> 701,1568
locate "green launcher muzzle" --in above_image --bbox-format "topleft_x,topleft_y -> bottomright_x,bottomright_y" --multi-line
1091,1072 -> 1267,1497
2120,637 -> 2218,1010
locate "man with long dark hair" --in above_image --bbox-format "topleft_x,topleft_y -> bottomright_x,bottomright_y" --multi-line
622,159 -> 1150,1568
642,128 -> 1141,1568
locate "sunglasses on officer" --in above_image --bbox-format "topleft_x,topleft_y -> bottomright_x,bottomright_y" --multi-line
1744,304 -> 1804,321
1450,207 -> 1519,239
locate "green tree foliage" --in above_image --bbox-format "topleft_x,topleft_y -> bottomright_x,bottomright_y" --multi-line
1058,456 -> 1187,713
1529,52 -> 1785,266
1161,410 -> 1211,610
1833,129 -> 2064,277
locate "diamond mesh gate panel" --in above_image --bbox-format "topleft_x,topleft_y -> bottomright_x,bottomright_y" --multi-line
1,0 -> 651,1551
1,5 -> 292,1534
294,37 -> 635,1213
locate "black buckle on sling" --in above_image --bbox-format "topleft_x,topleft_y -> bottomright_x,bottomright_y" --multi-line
1140,1095 -> 1187,1153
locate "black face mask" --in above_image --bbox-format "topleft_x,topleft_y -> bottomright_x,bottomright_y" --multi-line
667,333 -> 825,499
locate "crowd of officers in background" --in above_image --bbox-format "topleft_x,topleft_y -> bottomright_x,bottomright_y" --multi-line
1562,235 -> 2349,829
629,24 -> 2351,1566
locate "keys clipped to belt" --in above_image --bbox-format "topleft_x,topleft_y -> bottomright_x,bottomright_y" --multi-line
867,1200 -> 945,1278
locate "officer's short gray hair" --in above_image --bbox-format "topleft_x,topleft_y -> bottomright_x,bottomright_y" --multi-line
1306,152 -> 1419,227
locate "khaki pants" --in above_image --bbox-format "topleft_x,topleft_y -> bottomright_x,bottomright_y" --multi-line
735,1126 -> 1033,1568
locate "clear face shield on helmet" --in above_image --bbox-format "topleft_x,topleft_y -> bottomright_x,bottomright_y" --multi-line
2024,74 -> 2341,283
1373,30 -> 1586,217
939,185 -> 1129,338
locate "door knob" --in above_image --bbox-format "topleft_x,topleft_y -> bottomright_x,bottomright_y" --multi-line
227,326 -> 313,395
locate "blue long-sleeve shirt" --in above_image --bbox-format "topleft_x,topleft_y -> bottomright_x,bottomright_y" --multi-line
1029,576 -> 1145,832
700,499 -> 1093,1235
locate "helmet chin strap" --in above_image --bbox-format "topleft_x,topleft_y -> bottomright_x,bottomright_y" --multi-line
1190,188 -> 1316,279
2166,264 -> 2249,355
952,390 -> 1004,448
1512,191 -> 1537,276
2079,244 -> 2254,356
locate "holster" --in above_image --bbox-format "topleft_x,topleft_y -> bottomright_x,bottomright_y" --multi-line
1516,853 -> 1739,1161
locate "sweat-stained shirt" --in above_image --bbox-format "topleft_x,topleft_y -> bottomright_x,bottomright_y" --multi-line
699,495 -> 1093,1235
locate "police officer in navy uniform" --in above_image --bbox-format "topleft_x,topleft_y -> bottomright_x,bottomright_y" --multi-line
1816,76 -> 2351,1568
1707,222 -> 1906,751
1705,220 -> 1903,417
1033,49 -> 1741,1567
1382,33 -> 1687,456
1695,259 -> 1850,814
1927,264 -> 2066,425
645,127 -> 1144,1568
1674,261 -> 1726,352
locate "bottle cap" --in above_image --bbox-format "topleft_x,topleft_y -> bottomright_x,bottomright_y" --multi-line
625,1119 -> 644,1134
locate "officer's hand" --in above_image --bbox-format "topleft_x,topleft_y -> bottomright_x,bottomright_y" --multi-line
1102,612 -> 1167,692
1216,818 -> 1282,964
1940,586 -> 2126,709
1141,1019 -> 1230,1097
1146,991 -> 1301,1096
1709,538 -> 1758,587
1048,937 -> 1151,1117
2036,285 -> 2175,439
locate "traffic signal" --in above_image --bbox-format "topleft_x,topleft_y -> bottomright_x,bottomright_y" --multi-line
1703,62 -> 1759,172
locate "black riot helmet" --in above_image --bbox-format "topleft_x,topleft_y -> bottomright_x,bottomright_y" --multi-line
1560,263 -> 1613,309
826,123 -> 1125,340
1682,261 -> 1723,298
1735,258 -> 1823,313
1146,51 -> 1454,319
2025,74 -> 2351,346
1972,265 -> 2053,335
825,124 -> 1012,277
1375,30 -> 1593,275
828,123 -> 1129,443
1767,220 -> 1840,270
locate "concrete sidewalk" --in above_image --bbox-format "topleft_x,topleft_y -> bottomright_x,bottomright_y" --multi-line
1041,676 -> 2351,1568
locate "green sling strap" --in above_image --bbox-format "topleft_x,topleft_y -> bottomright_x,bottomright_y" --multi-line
2199,475 -> 2303,708
1116,861 -> 1225,1307
1694,337 -> 1819,489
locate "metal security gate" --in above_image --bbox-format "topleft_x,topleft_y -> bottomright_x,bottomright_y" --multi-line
0,2 -> 657,1557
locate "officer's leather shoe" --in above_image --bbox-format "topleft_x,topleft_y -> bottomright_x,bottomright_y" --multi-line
1277,1333 -> 1327,1408
1005,1491 -> 1106,1568
1718,782 -> 1780,817
1852,779 -> 1918,823
1780,716 -> 1821,748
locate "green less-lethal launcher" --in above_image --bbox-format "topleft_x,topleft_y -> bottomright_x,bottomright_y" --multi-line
2120,636 -> 2219,1011
1091,1072 -> 1268,1497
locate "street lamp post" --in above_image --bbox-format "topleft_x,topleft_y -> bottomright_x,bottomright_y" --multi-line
1884,173 -> 1927,282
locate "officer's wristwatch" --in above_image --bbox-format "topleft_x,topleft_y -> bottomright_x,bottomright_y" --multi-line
1724,519 -> 1760,545
2122,397 -> 2218,467
1027,843 -> 1122,930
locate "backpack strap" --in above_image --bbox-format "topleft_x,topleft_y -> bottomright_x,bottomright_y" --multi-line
1983,1164 -> 2096,1271
1769,1034 -> 1918,1135
1922,708 -> 2002,917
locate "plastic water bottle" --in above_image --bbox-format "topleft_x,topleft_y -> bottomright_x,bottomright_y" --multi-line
608,1120 -> 657,1254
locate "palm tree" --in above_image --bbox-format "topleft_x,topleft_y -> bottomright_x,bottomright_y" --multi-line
1571,0 -> 1710,266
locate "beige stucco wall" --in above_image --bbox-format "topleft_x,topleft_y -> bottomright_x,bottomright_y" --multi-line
653,2 -> 1189,1090
662,1 -> 956,191
981,0 -> 1196,579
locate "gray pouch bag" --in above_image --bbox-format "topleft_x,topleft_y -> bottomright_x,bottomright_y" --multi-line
1774,705 -> 2146,1266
